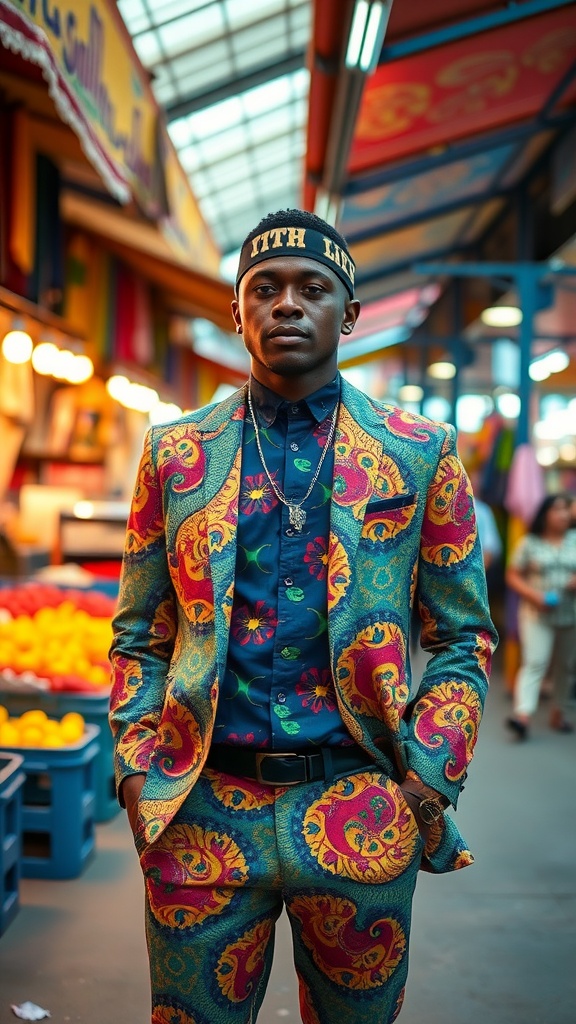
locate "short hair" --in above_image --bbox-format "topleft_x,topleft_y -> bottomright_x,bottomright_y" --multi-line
529,493 -> 570,536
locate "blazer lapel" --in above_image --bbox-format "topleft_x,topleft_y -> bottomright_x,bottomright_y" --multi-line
196,388 -> 246,673
328,380 -> 385,613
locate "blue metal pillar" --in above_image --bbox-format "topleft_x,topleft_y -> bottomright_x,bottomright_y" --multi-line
516,267 -> 536,447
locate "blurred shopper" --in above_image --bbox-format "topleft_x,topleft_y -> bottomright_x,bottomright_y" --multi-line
109,209 -> 497,1024
506,494 -> 576,739
474,494 -> 502,573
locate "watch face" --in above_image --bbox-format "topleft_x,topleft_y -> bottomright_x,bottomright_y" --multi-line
419,797 -> 443,825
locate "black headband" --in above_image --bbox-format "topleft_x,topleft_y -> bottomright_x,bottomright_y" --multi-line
235,225 -> 355,298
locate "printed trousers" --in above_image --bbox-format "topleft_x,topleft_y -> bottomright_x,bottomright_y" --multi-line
138,766 -> 424,1024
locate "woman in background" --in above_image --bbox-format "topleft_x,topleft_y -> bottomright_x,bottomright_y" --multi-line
506,494 -> 576,739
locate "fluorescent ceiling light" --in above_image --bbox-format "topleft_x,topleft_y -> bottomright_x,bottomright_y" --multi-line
346,0 -> 369,69
346,1 -> 389,72
480,305 -> 523,327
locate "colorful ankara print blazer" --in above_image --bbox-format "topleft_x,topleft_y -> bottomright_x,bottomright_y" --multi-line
109,378 -> 498,871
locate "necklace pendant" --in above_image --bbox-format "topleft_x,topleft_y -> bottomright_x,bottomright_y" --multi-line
288,504 -> 306,531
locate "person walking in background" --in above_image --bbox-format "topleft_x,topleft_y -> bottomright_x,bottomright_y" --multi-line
109,208 -> 497,1024
506,494 -> 576,740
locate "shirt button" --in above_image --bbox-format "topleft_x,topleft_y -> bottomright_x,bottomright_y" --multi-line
284,577 -> 293,586
290,442 -> 299,451
291,405 -> 299,413
286,528 -> 294,536
277,692 -> 286,703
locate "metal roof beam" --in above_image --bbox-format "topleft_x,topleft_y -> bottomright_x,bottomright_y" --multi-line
346,189 -> 510,244
377,0 -> 575,63
355,244 -> 468,288
164,50 -> 306,121
344,110 -> 576,194
412,261 -> 576,280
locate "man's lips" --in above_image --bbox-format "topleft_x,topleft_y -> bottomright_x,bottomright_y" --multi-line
267,325 -> 308,339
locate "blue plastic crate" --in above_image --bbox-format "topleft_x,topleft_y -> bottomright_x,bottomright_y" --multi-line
0,752 -> 25,936
0,689 -> 117,822
1,725 -> 99,879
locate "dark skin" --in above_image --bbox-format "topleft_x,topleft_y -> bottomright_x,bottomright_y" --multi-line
120,254 -> 446,846
232,256 -> 360,400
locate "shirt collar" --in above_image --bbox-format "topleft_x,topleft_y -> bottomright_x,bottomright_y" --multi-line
248,373 -> 341,427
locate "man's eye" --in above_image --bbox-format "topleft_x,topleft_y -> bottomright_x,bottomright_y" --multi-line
254,285 -> 275,295
304,285 -> 324,295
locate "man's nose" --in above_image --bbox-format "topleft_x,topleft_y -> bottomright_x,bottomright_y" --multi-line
272,286 -> 303,316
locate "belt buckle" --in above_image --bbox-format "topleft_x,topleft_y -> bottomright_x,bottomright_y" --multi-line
254,752 -> 303,785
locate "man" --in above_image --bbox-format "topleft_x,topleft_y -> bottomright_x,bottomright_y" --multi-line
110,209 -> 497,1024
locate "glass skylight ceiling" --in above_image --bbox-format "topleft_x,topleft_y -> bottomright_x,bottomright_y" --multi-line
117,0 -> 311,259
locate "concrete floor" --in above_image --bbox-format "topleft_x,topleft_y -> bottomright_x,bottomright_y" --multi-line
1,667 -> 575,1024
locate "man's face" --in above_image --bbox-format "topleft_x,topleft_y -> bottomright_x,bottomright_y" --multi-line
232,256 -> 360,397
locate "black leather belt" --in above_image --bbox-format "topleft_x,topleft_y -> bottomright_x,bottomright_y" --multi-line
206,744 -> 378,786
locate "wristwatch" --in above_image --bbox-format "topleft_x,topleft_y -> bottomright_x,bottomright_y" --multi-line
417,795 -> 445,825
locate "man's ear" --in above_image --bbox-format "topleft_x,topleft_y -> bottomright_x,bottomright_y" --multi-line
342,298 -> 361,335
231,299 -> 242,332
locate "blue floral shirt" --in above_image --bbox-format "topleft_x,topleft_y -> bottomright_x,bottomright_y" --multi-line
213,374 -> 353,749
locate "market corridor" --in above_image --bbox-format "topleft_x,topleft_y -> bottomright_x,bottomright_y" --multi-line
1,661 -> 574,1024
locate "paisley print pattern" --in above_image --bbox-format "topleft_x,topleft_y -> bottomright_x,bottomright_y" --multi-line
110,655 -> 143,715
215,918 -> 273,1002
327,534 -> 352,608
150,598 -> 178,657
152,695 -> 203,779
375,406 -> 438,444
362,500 -> 417,542
300,980 -> 322,1024
151,1002 -> 198,1024
141,822 -> 249,928
125,439 -> 165,553
373,454 -> 409,498
338,621 -> 409,724
157,424 -> 206,494
204,769 -> 277,811
412,681 -> 482,782
421,456 -> 476,566
170,515 -> 215,625
206,458 -> 240,554
115,717 -> 160,774
474,629 -> 494,680
289,894 -> 406,989
303,773 -> 420,882
110,376 -> 496,874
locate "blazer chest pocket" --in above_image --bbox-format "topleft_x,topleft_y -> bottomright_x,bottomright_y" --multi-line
362,493 -> 418,542
365,493 -> 417,513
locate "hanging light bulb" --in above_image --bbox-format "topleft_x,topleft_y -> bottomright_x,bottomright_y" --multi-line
31,341 -> 60,375
66,354 -> 94,384
2,328 -> 33,364
52,349 -> 77,380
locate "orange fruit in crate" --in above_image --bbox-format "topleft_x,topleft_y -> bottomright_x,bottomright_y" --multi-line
20,724 -> 44,747
20,709 -> 48,727
43,732 -> 66,748
60,711 -> 85,743
0,721 -> 20,745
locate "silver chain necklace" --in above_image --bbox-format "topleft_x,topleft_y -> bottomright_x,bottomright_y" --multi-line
247,386 -> 338,532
